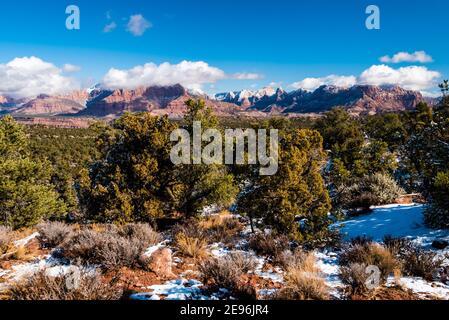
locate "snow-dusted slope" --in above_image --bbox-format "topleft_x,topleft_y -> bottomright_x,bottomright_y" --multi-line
332,204 -> 449,247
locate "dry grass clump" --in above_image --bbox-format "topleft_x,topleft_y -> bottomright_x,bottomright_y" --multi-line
0,226 -> 14,255
339,239 -> 401,295
248,232 -> 290,258
273,252 -> 329,300
60,224 -> 161,270
199,214 -> 244,245
37,222 -> 74,248
198,253 -> 257,300
274,249 -> 307,270
8,268 -> 123,300
340,241 -> 399,281
383,236 -> 446,281
340,263 -> 372,295
175,233 -> 208,259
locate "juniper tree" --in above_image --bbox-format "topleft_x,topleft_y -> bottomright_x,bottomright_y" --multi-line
77,100 -> 238,223
0,116 -> 66,229
237,127 -> 331,243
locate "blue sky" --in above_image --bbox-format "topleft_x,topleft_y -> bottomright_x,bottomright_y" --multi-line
0,0 -> 447,97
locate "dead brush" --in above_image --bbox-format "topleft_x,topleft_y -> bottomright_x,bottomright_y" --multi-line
0,226 -> 14,255
248,232 -> 290,258
117,223 -> 162,246
383,236 -> 446,281
37,222 -> 74,248
339,240 -> 401,296
273,252 -> 329,300
198,253 -> 257,300
339,241 -> 400,282
199,214 -> 244,245
340,263 -> 371,295
174,232 -> 208,259
60,226 -> 161,271
8,268 -> 123,300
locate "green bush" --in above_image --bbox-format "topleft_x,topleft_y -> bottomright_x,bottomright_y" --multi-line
0,116 -> 67,229
425,171 -> 449,228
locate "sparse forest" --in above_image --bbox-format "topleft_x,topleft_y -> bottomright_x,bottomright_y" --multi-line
1,82 -> 449,301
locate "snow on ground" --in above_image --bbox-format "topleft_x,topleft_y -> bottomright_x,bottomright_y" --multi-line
209,242 -> 284,283
130,279 -> 213,300
315,251 -> 343,299
395,277 -> 449,300
326,204 -> 449,299
0,255 -> 74,292
332,204 -> 449,248
13,232 -> 39,247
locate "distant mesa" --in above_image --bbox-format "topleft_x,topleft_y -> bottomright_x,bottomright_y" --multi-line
0,83 -> 431,119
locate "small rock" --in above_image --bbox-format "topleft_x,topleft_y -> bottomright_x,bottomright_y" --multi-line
432,240 -> 449,250
147,248 -> 176,279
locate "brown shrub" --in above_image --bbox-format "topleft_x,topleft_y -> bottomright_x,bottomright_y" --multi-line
8,268 -> 123,300
401,247 -> 445,281
227,252 -> 258,273
274,252 -> 329,300
199,215 -> 243,245
383,236 -> 445,281
60,226 -> 160,270
339,241 -> 399,283
0,226 -> 13,255
174,233 -> 208,259
340,263 -> 371,295
37,222 -> 74,248
248,233 -> 290,258
118,223 -> 162,246
198,254 -> 257,300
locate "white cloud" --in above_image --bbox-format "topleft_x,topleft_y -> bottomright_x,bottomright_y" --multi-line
380,51 -> 433,64
291,75 -> 357,91
102,60 -> 227,91
232,73 -> 263,80
359,64 -> 440,91
63,63 -> 81,73
0,57 -> 79,99
103,21 -> 117,33
290,65 -> 440,93
126,14 -> 152,36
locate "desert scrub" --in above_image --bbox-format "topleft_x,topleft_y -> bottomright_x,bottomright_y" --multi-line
37,221 -> 74,248
198,253 -> 257,300
8,268 -> 123,300
198,213 -> 244,245
339,240 -> 400,293
118,223 -> 162,245
336,173 -> 404,211
175,232 -> 208,259
60,224 -> 161,270
274,252 -> 329,300
248,232 -> 290,258
383,236 -> 446,281
0,226 -> 14,255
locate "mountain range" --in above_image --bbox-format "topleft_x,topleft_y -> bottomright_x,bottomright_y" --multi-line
0,83 -> 432,119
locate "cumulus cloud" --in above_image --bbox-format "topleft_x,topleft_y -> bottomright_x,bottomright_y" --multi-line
380,51 -> 433,64
126,14 -> 152,36
102,60 -> 227,91
232,73 -> 263,80
103,21 -> 117,33
359,64 -> 440,91
0,57 -> 79,99
291,65 -> 440,93
63,63 -> 81,73
291,75 -> 357,91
